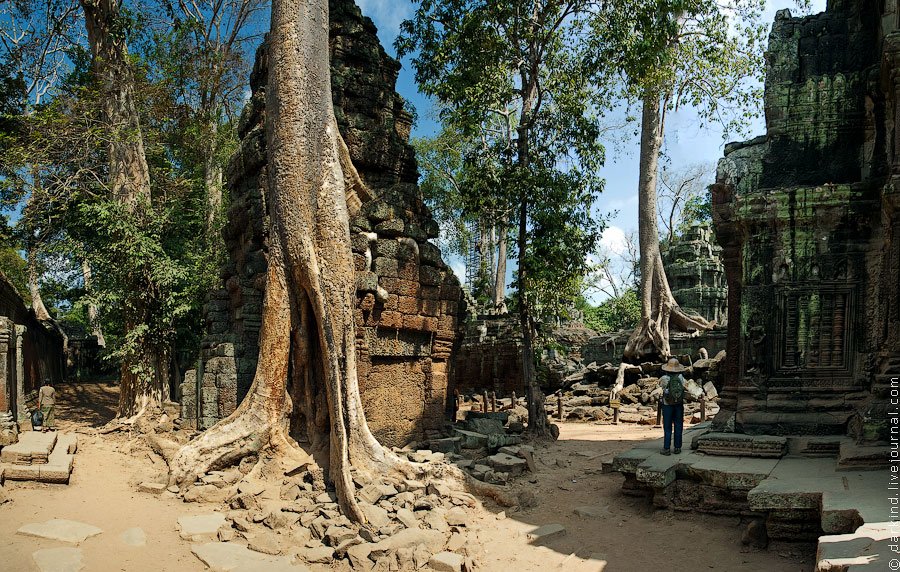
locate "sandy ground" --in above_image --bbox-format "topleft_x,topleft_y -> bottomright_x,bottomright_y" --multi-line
0,380 -> 815,571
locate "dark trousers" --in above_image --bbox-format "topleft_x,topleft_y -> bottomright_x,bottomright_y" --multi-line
662,403 -> 684,450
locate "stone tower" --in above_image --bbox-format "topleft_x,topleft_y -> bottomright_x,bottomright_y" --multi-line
662,222 -> 728,326
180,0 -> 466,447
712,1 -> 899,438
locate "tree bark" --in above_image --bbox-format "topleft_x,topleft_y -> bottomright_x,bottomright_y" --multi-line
27,245 -> 50,321
204,117 -> 223,236
82,0 -> 168,418
81,0 -> 151,209
493,216 -> 508,312
624,92 -> 712,361
169,0 -> 409,523
519,197 -> 549,437
81,259 -> 105,347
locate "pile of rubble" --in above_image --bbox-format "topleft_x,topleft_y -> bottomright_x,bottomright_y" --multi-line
396,410 -> 537,487
547,350 -> 727,425
151,453 -> 487,571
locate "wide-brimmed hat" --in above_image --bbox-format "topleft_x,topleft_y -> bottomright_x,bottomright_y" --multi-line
661,358 -> 686,373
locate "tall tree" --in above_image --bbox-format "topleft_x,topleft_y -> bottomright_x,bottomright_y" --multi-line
152,0 -> 268,236
0,0 -> 82,320
414,125 -> 512,310
169,0 -> 412,523
399,0 -> 606,437
81,0 -> 168,416
593,0 -> 767,360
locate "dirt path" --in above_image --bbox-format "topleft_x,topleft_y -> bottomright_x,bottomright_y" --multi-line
469,423 -> 814,571
1,381 -> 814,571
1,381 -> 206,572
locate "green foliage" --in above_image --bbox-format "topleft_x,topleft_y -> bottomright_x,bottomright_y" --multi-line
580,290 -> 641,333
399,0 -> 609,323
0,28 -> 220,371
592,0 -> 769,135
0,246 -> 28,299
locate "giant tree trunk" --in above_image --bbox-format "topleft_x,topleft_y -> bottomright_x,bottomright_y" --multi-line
518,198 -> 549,438
169,0 -> 408,523
624,93 -> 711,361
493,216 -> 508,312
26,245 -> 50,321
82,0 -> 168,418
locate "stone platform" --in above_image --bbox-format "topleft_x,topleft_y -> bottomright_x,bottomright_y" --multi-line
611,427 -> 889,570
0,431 -> 77,484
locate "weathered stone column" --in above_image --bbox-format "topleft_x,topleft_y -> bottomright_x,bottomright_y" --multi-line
15,324 -> 26,412
710,182 -> 742,431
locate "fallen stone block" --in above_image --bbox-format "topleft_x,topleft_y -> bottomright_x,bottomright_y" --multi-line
18,519 -> 103,544
428,551 -> 464,572
486,453 -> 527,477
32,547 -> 84,572
177,513 -> 227,541
527,523 -> 566,542
466,417 -> 505,435
138,482 -> 167,494
573,506 -> 610,519
191,541 -> 309,571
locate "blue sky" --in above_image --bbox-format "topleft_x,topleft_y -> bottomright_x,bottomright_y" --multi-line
355,0 -> 827,300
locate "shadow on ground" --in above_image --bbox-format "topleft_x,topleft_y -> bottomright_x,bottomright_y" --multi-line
460,423 -> 815,571
54,378 -> 119,429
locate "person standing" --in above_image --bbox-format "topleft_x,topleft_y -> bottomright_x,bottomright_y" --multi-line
37,380 -> 57,432
659,358 -> 686,455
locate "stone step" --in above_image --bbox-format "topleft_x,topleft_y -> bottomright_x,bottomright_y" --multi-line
836,442 -> 888,471
787,436 -> 846,458
0,430 -> 58,464
695,432 -> 787,458
0,431 -> 75,484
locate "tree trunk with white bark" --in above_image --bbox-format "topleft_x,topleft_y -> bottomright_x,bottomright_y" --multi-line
624,93 -> 712,361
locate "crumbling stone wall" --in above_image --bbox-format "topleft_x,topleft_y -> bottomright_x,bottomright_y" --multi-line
0,275 -> 66,443
454,316 -> 524,395
712,1 -> 898,437
181,0 -> 465,447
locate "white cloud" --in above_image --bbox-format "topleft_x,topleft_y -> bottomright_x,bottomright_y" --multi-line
600,225 -> 628,256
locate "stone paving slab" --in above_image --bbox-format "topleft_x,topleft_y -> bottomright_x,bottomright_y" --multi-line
1,431 -> 58,464
56,433 -> 78,455
610,447 -> 655,474
17,519 -> 103,544
191,542 -> 310,571
177,513 -> 227,541
821,472 -> 889,534
684,456 -> 778,490
32,547 -> 84,572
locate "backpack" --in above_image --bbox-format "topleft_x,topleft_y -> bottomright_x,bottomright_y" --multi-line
666,374 -> 685,404
31,409 -> 44,428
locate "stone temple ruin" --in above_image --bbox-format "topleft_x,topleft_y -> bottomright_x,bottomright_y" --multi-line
454,220 -> 729,400
613,1 -> 897,564
0,274 -> 66,446
180,0 -> 465,448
